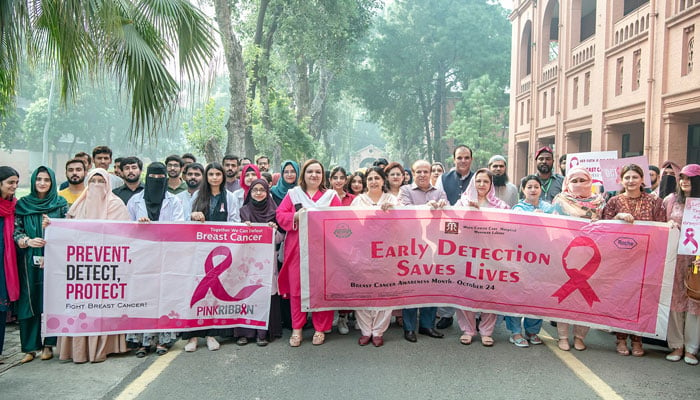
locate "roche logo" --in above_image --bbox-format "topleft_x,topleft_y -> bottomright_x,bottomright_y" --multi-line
445,221 -> 459,234
333,223 -> 352,238
614,237 -> 637,249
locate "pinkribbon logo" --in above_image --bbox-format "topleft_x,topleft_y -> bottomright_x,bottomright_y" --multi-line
445,221 -> 459,234
190,246 -> 262,307
334,223 -> 352,238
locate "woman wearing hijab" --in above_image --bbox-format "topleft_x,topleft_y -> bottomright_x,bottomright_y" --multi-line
658,160 -> 682,199
551,167 -> 606,351
455,168 -> 509,347
186,162 -> 238,352
662,164 -> 700,365
125,162 -> 185,357
234,179 -> 280,346
13,166 -> 68,363
603,164 -> 666,357
277,159 -> 341,347
0,166 -> 20,364
271,161 -> 300,206
58,168 -> 130,363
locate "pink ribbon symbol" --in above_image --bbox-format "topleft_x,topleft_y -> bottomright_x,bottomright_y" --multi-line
552,236 -> 601,307
684,228 -> 698,253
190,246 -> 263,307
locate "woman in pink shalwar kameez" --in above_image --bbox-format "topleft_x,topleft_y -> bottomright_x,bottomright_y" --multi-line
276,160 -> 341,347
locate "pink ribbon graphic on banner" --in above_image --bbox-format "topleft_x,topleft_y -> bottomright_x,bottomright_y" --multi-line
552,236 -> 602,307
190,246 -> 263,307
684,228 -> 698,253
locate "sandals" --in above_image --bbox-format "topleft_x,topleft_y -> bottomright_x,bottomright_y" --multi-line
459,334 -> 472,345
684,352 -> 699,365
616,340 -> 630,356
312,331 -> 325,346
631,341 -> 644,357
135,347 -> 148,358
558,338 -> 570,351
20,352 -> 35,364
527,334 -> 543,345
481,336 -> 494,347
289,334 -> 302,347
509,334 -> 529,348
236,337 -> 248,346
155,345 -> 168,356
666,348 -> 683,362
573,337 -> 587,351
41,346 -> 54,360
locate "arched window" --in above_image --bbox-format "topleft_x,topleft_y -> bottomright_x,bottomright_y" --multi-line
520,21 -> 533,78
541,0 -> 560,64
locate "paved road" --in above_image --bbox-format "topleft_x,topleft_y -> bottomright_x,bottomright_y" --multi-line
1,321 -> 698,399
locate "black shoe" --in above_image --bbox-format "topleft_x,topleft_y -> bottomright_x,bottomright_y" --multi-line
436,316 -> 453,329
418,327 -> 445,338
404,330 -> 417,342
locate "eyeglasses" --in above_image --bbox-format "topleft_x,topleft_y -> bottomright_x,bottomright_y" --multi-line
251,188 -> 267,194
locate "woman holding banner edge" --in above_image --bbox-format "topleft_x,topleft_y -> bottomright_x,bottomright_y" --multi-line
603,164 -> 666,357
276,159 -> 341,347
662,164 -> 700,365
350,166 -> 397,347
551,167 -> 606,351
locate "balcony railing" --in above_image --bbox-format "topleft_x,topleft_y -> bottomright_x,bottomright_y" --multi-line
541,60 -> 558,84
613,4 -> 650,46
676,0 -> 700,15
571,37 -> 595,68
519,75 -> 531,94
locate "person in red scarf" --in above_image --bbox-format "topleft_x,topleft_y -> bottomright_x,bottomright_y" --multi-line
0,166 -> 20,364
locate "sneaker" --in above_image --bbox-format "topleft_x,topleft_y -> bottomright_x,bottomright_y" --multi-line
206,336 -> 220,351
338,316 -> 349,335
184,338 -> 197,352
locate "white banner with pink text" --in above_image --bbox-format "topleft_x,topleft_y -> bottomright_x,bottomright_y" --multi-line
42,220 -> 274,336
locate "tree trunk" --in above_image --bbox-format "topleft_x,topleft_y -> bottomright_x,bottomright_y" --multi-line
308,65 -> 333,141
432,67 -> 446,163
417,85 -> 432,161
294,58 -> 310,124
213,0 -> 248,157
204,136 -> 223,164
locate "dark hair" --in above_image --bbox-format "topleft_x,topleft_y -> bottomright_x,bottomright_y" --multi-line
0,166 -> 19,183
256,156 -> 270,164
619,164 -> 644,193
384,162 -> 403,176
261,171 -> 273,184
65,158 -> 86,171
184,162 -> 204,174
453,144 -> 473,158
330,166 -> 348,179
182,153 -> 196,162
365,166 -> 388,193
165,155 -> 183,167
520,174 -> 542,190
299,159 -> 327,192
241,157 -> 252,164
114,157 -> 124,165
192,162 -> 226,216
676,175 -> 700,204
404,168 -> 413,184
222,154 -> 239,163
373,158 -> 388,167
74,152 -> 92,166
92,146 -> 112,159
120,156 -> 143,171
474,168 -> 493,184
559,154 -> 567,164
346,171 -> 366,195
648,165 -> 660,175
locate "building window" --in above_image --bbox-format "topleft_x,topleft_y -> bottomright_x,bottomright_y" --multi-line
573,77 -> 579,109
526,99 -> 531,122
551,88 -> 556,117
579,0 -> 596,43
520,101 -> 524,125
616,57 -> 624,96
632,50 -> 641,90
624,0 -> 649,16
584,72 -> 590,105
683,25 -> 695,76
543,91 -> 548,118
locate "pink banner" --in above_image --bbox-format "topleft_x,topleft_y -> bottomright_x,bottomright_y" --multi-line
43,220 -> 274,336
300,208 -> 677,338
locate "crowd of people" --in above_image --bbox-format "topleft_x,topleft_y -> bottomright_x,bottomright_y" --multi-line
0,144 -> 698,367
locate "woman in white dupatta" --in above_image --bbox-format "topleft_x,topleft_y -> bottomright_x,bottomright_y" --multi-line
351,166 -> 397,347
276,160 -> 341,347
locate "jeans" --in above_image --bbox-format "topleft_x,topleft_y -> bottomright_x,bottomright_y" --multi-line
505,316 -> 542,336
402,307 -> 436,331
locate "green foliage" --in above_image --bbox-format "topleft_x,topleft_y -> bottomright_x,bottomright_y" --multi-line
1,0 -> 216,143
183,98 -> 227,158
444,75 -> 509,169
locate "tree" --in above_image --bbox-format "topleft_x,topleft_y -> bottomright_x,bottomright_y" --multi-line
0,0 -> 216,142
183,98 -> 227,163
352,0 -> 510,163
444,75 -> 509,168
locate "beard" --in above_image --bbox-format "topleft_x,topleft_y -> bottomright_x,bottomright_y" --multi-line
123,174 -> 141,184
492,174 -> 507,187
225,170 -> 236,178
187,179 -> 201,189
537,163 -> 552,174
68,175 -> 85,184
